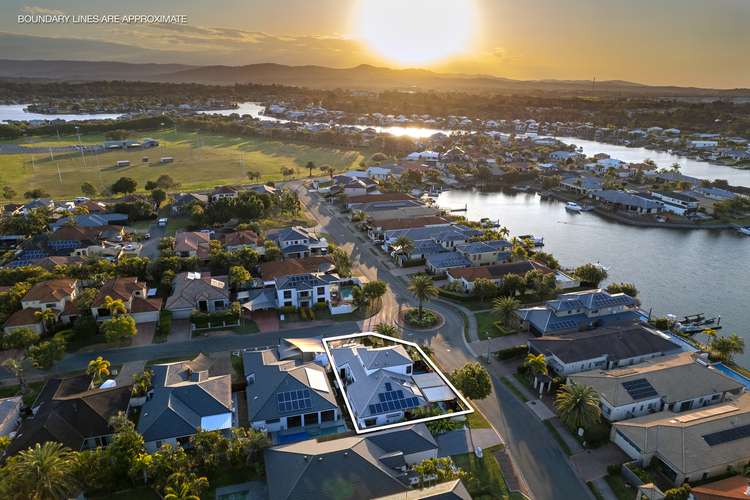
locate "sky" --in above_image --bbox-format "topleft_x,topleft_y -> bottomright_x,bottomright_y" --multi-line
1,0 -> 749,88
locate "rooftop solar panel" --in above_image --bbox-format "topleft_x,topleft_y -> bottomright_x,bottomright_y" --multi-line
703,424 -> 750,446
277,389 -> 312,413
622,378 -> 658,400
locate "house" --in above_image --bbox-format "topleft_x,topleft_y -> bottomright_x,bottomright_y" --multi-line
550,151 -> 583,162
382,225 -> 482,254
330,343 -> 428,429
4,308 -> 46,334
527,325 -> 683,376
591,190 -> 663,215
46,225 -> 103,252
691,186 -> 738,201
171,192 -> 208,215
209,185 -> 241,203
650,191 -> 699,216
611,392 -> 750,486
243,349 -> 342,437
91,277 -> 161,324
24,256 -> 85,271
266,226 -> 328,259
50,213 -> 128,231
447,260 -> 578,293
175,231 -> 211,260
137,354 -> 233,452
691,475 -> 750,500
367,165 -> 403,180
367,216 -> 451,242
516,288 -> 641,336
5,374 -> 131,456
332,175 -> 379,196
275,273 -> 339,309
15,198 -> 55,216
21,278 -> 78,313
425,252 -> 471,275
560,175 -> 604,195
569,352 -> 743,422
346,193 -> 416,209
259,256 -> 334,283
264,424 -> 440,500
165,272 -> 230,319
454,240 -> 511,267
219,229 -> 262,252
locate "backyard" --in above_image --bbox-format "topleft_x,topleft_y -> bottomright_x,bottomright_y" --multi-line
0,130 -> 365,199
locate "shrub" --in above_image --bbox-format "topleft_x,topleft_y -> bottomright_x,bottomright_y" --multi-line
405,309 -> 438,328
158,310 -> 172,338
312,302 -> 328,311
281,305 -> 297,315
607,464 -> 621,476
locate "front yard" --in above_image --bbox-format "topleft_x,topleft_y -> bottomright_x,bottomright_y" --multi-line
452,445 -> 523,500
474,311 -> 517,340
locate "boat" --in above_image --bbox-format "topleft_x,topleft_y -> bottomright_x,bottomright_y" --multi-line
512,185 -> 531,192
518,234 -> 544,247
737,226 -> 750,236
565,202 -> 583,212
672,313 -> 722,335
656,216 -> 667,223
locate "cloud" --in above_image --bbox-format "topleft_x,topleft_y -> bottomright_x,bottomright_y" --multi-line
20,5 -> 65,16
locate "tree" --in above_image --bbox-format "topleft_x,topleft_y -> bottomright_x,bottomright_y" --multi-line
408,274 -> 438,320
606,282 -> 638,297
156,174 -> 178,189
492,296 -> 520,328
103,295 -> 127,316
24,188 -> 49,199
2,327 -> 40,350
2,186 -> 16,199
524,353 -> 548,377
499,273 -> 525,297
450,362 -> 491,400
330,247 -> 352,277
472,278 -> 497,303
227,427 -> 270,467
151,188 -> 167,208
105,412 -> 145,485
163,472 -> 209,500
3,442 -> 77,500
228,266 -> 251,291
111,177 -> 138,194
306,161 -> 316,177
710,333 -> 745,363
263,241 -> 282,261
574,263 -> 608,287
3,358 -> 27,395
80,182 -> 97,197
131,369 -> 153,398
554,384 -> 602,432
246,170 -> 261,182
664,484 -> 691,500
393,236 -> 414,262
362,280 -> 387,309
28,335 -> 66,369
87,356 -> 111,387
374,322 -> 400,339
34,308 -> 57,332
532,251 -> 559,270
413,457 -> 466,488
101,315 -> 137,343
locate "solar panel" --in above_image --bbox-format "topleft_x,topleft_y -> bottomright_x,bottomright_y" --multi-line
622,379 -> 658,400
703,424 -> 750,446
277,389 -> 312,413
369,391 -> 421,415
385,382 -> 392,391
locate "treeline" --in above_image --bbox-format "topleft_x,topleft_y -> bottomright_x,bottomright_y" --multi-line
0,115 -> 174,139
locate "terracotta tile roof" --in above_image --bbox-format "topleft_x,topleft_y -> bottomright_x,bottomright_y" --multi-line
22,279 -> 77,303
4,307 -> 43,327
175,231 -> 211,259
48,225 -> 102,242
260,256 -> 334,281
221,230 -> 260,247
92,277 -> 144,307
447,260 -> 553,282
131,296 -> 162,313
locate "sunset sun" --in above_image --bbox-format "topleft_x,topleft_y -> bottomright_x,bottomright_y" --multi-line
354,0 -> 478,66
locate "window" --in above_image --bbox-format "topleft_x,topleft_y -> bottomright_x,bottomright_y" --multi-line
364,418 -> 377,427
265,418 -> 280,424
406,365 -> 412,374
317,287 -> 325,295
304,413 -> 318,426
283,290 -> 292,299
317,297 -> 326,303
45,303 -> 56,309
321,410 -> 335,422
284,301 -> 293,307
214,300 -> 226,310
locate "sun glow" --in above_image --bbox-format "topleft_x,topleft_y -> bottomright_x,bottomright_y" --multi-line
354,0 -> 477,66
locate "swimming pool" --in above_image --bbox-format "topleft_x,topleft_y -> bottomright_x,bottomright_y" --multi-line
713,362 -> 750,390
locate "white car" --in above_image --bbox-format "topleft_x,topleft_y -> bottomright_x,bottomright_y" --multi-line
157,218 -> 168,227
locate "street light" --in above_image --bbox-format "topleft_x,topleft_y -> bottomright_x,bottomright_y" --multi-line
75,125 -> 87,168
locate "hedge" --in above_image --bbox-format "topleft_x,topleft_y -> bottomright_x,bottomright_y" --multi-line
158,310 -> 172,338
494,344 -> 528,360
437,288 -> 476,302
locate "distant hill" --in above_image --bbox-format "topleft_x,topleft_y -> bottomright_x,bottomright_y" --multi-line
1,59 -> 748,97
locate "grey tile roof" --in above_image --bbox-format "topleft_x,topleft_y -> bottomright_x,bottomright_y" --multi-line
165,272 -> 229,311
455,239 -> 510,254
528,325 -> 682,364
243,349 -> 338,423
137,355 -> 232,442
275,273 -> 338,291
426,252 -> 471,269
385,225 -> 481,243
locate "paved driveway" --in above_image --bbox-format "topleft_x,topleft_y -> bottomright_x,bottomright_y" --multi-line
437,428 -> 504,456
132,322 -> 156,346
252,311 -> 280,332
168,319 -> 192,343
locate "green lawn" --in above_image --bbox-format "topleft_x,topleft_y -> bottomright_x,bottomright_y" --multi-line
453,446 -> 511,500
466,409 -> 491,429
0,130 -> 365,199
474,311 -> 517,340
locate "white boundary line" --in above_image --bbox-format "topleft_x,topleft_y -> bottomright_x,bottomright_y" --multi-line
323,331 -> 474,434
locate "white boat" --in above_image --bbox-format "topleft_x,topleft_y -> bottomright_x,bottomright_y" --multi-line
565,202 -> 583,212
737,226 -> 750,236
518,234 -> 544,247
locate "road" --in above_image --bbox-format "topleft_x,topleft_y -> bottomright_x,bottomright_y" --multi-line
292,181 -> 593,500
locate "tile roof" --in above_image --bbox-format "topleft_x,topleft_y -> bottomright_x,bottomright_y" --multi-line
92,277 -> 144,307
447,260 -> 552,282
221,230 -> 260,247
22,279 -> 77,303
165,272 -> 229,311
4,307 -> 43,327
260,256 -> 334,281
425,252 -> 471,269
373,216 -> 450,231
175,231 -> 211,259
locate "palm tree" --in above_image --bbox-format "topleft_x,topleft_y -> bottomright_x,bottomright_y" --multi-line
555,384 -> 601,434
710,333 -> 745,363
374,322 -> 400,339
492,296 -> 520,328
524,353 -> 548,377
6,442 -> 76,500
103,295 -> 127,317
163,473 -> 209,500
34,308 -> 57,332
3,358 -> 27,395
393,236 -> 414,264
408,274 -> 438,320
86,356 -> 111,387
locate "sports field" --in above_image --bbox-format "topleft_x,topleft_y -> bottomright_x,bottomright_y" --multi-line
0,130 -> 365,199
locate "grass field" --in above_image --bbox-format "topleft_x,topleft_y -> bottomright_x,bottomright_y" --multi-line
0,130 -> 366,199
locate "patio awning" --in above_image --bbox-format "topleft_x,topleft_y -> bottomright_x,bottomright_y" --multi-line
241,288 -> 277,311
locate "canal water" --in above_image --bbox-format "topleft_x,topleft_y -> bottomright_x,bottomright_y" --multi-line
436,189 -> 750,367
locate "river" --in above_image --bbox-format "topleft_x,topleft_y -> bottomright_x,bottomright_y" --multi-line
436,189 -> 750,367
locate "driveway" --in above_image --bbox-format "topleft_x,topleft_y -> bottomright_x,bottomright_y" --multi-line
168,319 -> 192,343
252,311 -> 280,332
437,428 -> 504,456
132,322 -> 156,346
